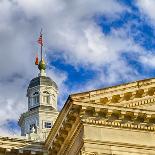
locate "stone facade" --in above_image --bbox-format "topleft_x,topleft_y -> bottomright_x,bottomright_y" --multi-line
1,78 -> 155,154
45,78 -> 155,155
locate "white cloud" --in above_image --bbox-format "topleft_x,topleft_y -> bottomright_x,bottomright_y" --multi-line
0,0 -> 146,136
139,54 -> 155,68
135,0 -> 155,69
136,0 -> 155,24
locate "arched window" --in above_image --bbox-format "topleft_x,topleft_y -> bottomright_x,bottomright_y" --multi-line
43,91 -> 50,104
30,92 -> 39,107
43,91 -> 49,94
30,124 -> 36,132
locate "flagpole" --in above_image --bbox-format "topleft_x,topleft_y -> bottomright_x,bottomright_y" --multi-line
41,40 -> 43,60
37,29 -> 46,76
41,28 -> 43,61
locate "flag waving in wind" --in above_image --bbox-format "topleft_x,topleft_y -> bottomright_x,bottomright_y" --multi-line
37,33 -> 43,46
35,53 -> 39,65
36,29 -> 43,63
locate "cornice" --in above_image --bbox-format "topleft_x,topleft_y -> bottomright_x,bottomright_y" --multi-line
71,78 -> 155,96
0,136 -> 47,155
45,98 -> 82,154
45,97 -> 73,148
57,119 -> 82,155
45,98 -> 155,154
46,103 -> 155,154
71,78 -> 155,108
78,102 -> 155,131
45,78 -> 155,154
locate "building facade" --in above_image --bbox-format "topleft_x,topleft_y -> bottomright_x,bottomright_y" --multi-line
0,54 -> 155,154
18,58 -> 59,141
45,78 -> 155,155
0,77 -> 155,154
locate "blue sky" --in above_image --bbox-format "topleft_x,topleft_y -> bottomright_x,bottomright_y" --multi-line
1,0 -> 155,135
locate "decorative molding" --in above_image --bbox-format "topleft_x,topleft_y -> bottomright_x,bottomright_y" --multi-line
71,78 -> 155,108
58,121 -> 83,155
0,136 -> 47,155
46,103 -> 81,154
45,78 -> 155,155
45,98 -> 73,148
79,105 -> 155,131
46,97 -> 155,154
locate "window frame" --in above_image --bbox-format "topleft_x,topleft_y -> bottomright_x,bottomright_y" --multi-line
44,121 -> 52,129
30,91 -> 39,107
30,123 -> 36,131
43,91 -> 50,104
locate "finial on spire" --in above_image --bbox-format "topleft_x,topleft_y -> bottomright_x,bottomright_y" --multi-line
36,29 -> 46,76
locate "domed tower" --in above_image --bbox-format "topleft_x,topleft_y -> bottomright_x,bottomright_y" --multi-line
18,32 -> 59,141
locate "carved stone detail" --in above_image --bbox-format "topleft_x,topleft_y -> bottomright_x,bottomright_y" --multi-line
80,105 -> 155,131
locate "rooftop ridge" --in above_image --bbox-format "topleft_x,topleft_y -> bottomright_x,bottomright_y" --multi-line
71,77 -> 155,97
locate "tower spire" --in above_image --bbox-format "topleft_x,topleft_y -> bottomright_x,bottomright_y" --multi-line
36,29 -> 46,76
19,32 -> 58,141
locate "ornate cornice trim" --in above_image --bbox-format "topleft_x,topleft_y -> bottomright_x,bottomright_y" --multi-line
58,121 -> 83,155
71,78 -> 155,108
45,96 -> 82,154
47,104 -> 81,155
0,136 -> 46,154
82,118 -> 155,131
45,77 -> 155,154
78,103 -> 155,131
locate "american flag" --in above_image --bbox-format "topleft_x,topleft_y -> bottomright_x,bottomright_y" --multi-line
37,34 -> 43,46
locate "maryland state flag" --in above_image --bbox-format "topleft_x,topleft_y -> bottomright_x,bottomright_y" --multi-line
35,54 -> 39,65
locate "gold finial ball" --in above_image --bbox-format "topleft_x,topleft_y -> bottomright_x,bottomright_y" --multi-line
38,59 -> 46,70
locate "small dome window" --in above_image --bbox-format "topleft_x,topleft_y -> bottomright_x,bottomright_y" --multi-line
33,92 -> 39,96
43,91 -> 49,94
44,122 -> 52,128
29,92 -> 39,108
43,91 -> 50,104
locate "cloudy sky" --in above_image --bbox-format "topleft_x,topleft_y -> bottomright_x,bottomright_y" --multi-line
0,0 -> 155,136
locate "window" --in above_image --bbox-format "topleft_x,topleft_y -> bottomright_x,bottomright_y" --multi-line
30,96 -> 39,106
43,96 -> 50,104
44,122 -> 52,128
43,91 -> 49,94
30,124 -> 36,131
43,91 -> 50,104
28,98 -> 30,104
35,96 -> 39,103
30,91 -> 39,106
33,92 -> 39,95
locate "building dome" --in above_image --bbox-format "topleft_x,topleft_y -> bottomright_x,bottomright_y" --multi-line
28,76 -> 58,89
